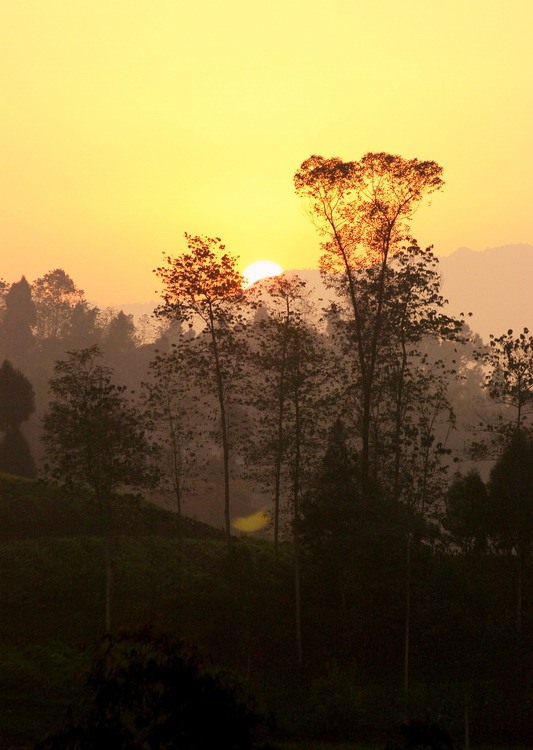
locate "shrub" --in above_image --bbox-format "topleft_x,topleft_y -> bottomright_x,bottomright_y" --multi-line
36,631 -> 263,749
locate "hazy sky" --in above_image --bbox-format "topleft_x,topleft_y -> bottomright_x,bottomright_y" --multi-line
2,0 -> 532,305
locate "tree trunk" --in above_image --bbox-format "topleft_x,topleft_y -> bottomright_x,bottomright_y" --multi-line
103,495 -> 114,634
464,692 -> 471,750
273,342 -> 288,563
105,530 -> 113,634
294,529 -> 303,667
516,549 -> 524,635
293,357 -> 303,667
208,304 -> 232,552
404,532 -> 412,694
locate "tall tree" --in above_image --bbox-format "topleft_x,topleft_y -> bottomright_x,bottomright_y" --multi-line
294,153 -> 444,486
32,268 -> 85,345
42,346 -> 158,632
487,430 -> 533,634
143,342 -> 197,520
65,302 -> 102,350
469,328 -> 533,460
0,359 -> 36,477
1,276 -> 36,359
443,470 -> 489,555
246,274 -> 316,559
482,328 -> 533,431
0,278 -> 8,317
155,234 -> 246,549
104,310 -> 138,356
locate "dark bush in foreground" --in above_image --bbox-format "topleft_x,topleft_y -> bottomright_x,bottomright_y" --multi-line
36,631 -> 266,750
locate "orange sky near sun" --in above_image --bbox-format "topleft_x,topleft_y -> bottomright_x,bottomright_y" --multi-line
1,0 -> 532,305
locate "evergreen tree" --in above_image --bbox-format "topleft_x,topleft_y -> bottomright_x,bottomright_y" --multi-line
1,276 -> 36,359
0,426 -> 36,478
0,359 -> 36,477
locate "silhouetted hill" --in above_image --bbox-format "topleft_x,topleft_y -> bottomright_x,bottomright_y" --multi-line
284,245 -> 532,342
437,244 -> 533,341
119,244 -> 532,344
0,473 -> 224,542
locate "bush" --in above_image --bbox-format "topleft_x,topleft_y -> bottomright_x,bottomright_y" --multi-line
36,631 -> 265,749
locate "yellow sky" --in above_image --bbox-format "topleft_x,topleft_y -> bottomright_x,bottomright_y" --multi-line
2,0 -> 532,305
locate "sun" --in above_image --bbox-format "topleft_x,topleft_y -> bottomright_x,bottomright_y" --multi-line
231,508 -> 270,532
242,260 -> 283,287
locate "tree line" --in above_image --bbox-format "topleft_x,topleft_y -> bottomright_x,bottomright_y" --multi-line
1,152 -> 532,740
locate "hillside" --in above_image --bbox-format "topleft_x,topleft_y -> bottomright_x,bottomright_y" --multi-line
1,471 -> 531,747
0,473 -> 225,543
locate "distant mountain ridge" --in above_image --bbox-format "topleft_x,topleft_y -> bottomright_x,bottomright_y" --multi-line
437,244 -> 532,341
120,244 -> 532,344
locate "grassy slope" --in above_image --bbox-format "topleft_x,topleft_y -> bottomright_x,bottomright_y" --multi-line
0,472 -> 226,543
0,473 -> 294,746
2,475 -> 530,748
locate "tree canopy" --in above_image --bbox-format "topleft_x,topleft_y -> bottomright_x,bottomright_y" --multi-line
43,346 -> 157,499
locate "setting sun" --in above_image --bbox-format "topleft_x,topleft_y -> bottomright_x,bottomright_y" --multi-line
242,261 -> 283,287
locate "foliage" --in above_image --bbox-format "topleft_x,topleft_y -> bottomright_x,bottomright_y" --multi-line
35,631 -> 263,750
443,470 -> 489,554
300,418 -> 362,556
65,302 -> 102,350
0,359 -> 36,477
0,358 -> 35,432
42,346 -> 160,631
104,310 -> 138,357
0,472 -> 224,543
155,234 -> 248,545
155,233 -> 245,326
481,327 -> 533,430
42,346 -> 157,500
246,275 -> 334,552
1,275 -> 36,358
294,153 -> 453,490
0,426 -> 36,478
487,430 -> 533,557
143,343 -> 198,518
32,268 -> 85,344
1,497 -> 531,745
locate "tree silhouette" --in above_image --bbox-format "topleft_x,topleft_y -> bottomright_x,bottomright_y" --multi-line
294,152 -> 444,486
104,310 -> 137,356
65,301 -> 102,350
36,632 -> 263,750
0,359 -> 36,477
483,328 -> 533,430
155,234 -> 247,549
42,346 -> 158,632
144,342 -> 198,520
443,470 -> 489,555
488,430 -> 533,633
1,276 -> 36,359
246,274 -> 316,559
32,268 -> 85,345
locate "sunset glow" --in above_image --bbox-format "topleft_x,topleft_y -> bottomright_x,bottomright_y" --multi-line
1,1 -> 532,305
242,261 -> 283,287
